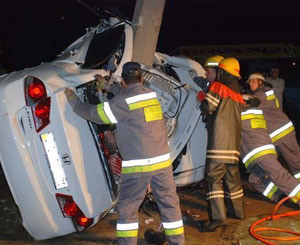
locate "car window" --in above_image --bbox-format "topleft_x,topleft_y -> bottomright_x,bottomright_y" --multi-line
82,24 -> 125,69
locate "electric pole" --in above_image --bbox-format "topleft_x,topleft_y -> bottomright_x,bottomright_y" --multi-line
131,0 -> 166,66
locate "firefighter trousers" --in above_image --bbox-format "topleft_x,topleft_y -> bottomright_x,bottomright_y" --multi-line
205,162 -> 244,222
248,154 -> 300,203
116,167 -> 184,245
276,132 -> 300,177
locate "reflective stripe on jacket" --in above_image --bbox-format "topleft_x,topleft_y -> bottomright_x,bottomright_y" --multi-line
202,81 -> 245,163
72,82 -> 171,178
252,85 -> 294,144
240,107 -> 277,169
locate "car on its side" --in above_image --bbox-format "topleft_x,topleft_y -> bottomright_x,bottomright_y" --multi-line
0,16 -> 207,240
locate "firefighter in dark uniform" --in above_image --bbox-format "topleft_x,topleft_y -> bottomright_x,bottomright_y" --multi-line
241,95 -> 300,203
199,57 -> 245,232
248,73 -> 300,180
193,55 -> 224,92
64,62 -> 184,245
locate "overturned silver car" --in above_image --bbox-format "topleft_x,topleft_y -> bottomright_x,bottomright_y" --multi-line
0,17 -> 207,240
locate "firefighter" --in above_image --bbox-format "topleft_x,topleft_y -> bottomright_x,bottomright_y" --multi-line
194,55 -> 224,92
64,62 -> 184,245
248,73 -> 300,180
196,55 -> 224,118
241,95 -> 300,203
199,57 -> 245,232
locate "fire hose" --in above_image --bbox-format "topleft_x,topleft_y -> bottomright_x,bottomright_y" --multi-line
250,196 -> 300,245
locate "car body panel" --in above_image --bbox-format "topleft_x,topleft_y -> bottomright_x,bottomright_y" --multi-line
0,17 -> 207,240
0,69 -> 115,239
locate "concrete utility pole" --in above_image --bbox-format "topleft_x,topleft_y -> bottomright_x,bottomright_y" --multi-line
131,0 -> 166,66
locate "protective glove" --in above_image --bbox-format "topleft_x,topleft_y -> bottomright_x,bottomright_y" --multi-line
94,74 -> 107,90
64,88 -> 77,102
245,97 -> 261,107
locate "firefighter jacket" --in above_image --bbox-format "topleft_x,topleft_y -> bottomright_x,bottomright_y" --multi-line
251,85 -> 294,144
200,77 -> 245,164
240,106 -> 277,169
70,82 -> 171,179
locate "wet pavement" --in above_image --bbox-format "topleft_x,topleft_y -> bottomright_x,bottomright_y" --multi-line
1,169 -> 300,245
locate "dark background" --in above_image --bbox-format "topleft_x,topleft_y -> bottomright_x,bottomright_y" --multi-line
1,0 -> 300,82
0,1 -> 300,150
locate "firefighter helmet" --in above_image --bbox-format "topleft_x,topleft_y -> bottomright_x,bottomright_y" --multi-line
247,73 -> 266,83
218,57 -> 241,78
204,55 -> 224,68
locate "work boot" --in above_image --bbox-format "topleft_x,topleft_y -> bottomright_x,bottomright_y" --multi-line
144,228 -> 167,244
199,219 -> 227,232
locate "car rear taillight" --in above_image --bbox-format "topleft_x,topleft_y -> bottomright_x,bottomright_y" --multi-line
56,194 -> 94,231
24,76 -> 51,132
28,82 -> 46,99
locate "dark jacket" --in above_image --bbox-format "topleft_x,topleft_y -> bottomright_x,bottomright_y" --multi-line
200,73 -> 245,164
251,85 -> 294,144
70,82 -> 171,179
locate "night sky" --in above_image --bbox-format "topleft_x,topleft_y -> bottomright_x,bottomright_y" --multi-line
1,0 -> 300,71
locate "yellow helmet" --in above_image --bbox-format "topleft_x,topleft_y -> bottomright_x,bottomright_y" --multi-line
218,57 -> 241,78
204,55 -> 224,68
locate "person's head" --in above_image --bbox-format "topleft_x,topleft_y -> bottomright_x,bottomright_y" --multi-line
218,57 -> 241,79
247,73 -> 265,91
121,62 -> 142,86
270,66 -> 280,79
204,55 -> 224,82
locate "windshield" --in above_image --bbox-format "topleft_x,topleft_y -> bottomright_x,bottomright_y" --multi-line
82,24 -> 125,69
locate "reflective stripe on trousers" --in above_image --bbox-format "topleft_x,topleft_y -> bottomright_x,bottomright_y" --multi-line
242,144 -> 276,168
121,153 -> 172,174
263,182 -> 278,199
206,150 -> 240,163
162,220 -> 184,236
116,223 -> 138,237
207,190 -> 224,200
207,189 -> 244,200
225,189 -> 244,199
289,183 -> 300,203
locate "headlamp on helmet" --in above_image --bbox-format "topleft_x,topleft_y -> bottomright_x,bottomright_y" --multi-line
204,55 -> 224,68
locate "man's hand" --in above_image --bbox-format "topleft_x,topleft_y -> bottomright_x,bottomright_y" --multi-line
64,88 -> 77,102
242,94 -> 253,101
94,74 -> 107,90
246,97 -> 261,107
